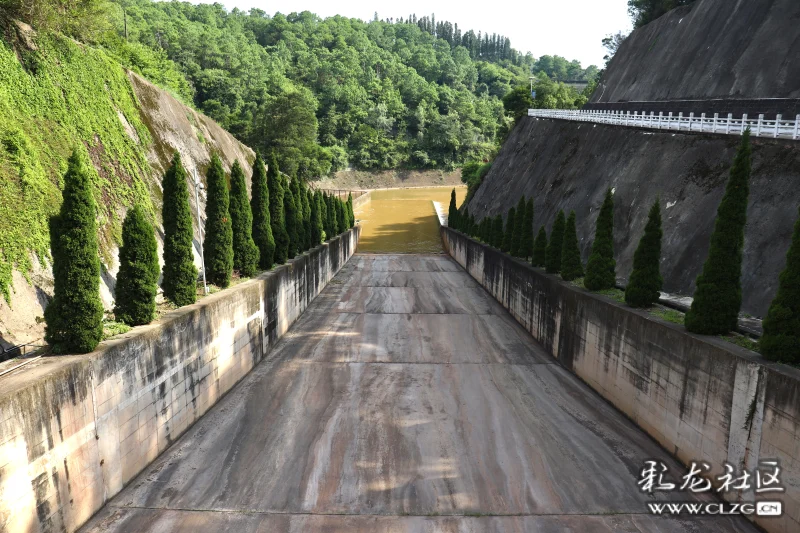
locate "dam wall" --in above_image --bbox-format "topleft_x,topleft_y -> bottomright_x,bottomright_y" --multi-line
442,226 -> 800,533
0,228 -> 359,533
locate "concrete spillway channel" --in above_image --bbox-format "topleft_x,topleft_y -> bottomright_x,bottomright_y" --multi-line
82,254 -> 757,533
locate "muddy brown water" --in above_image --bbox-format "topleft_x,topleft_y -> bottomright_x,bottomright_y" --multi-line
354,187 -> 467,253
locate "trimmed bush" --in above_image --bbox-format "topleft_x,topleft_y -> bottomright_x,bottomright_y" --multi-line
533,226 -> 547,267
584,189 -> 616,291
229,160 -> 259,277
326,194 -> 336,237
511,196 -> 526,257
545,210 -> 566,274
685,130 -> 751,334
625,199 -> 663,307
560,211 -> 583,281
114,205 -> 159,326
448,189 -> 458,228
521,198 -> 534,260
45,148 -> 104,353
267,155 -> 289,263
203,154 -> 234,288
502,207 -> 515,253
284,182 -> 299,258
161,153 -> 198,306
491,215 -> 503,248
347,193 -> 355,228
312,190 -> 324,244
761,206 -> 800,364
250,154 -> 275,270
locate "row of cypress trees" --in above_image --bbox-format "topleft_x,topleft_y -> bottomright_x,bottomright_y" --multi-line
449,129 -> 800,365
44,148 -> 355,354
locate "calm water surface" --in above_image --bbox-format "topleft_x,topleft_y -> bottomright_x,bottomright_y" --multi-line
354,187 -> 467,253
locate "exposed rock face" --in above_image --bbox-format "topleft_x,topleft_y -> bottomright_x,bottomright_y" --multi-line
466,117 -> 800,316
0,72 -> 254,345
592,0 -> 800,103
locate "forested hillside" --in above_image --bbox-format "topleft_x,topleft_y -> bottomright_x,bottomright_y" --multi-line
100,1 -> 595,177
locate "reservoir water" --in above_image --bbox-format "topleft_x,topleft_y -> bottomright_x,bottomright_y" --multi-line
354,187 -> 467,253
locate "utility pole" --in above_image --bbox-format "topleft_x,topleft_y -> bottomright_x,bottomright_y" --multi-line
193,168 -> 209,295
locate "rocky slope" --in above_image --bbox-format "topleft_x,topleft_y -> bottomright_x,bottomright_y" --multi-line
0,23 -> 253,345
467,117 -> 800,317
592,0 -> 800,103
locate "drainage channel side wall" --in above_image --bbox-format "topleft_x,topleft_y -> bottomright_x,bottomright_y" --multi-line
0,227 -> 360,533
441,226 -> 799,533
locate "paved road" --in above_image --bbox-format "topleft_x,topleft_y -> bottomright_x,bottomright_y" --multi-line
82,254 -> 756,532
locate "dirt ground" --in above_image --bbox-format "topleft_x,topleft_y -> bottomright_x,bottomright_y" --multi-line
313,168 -> 463,190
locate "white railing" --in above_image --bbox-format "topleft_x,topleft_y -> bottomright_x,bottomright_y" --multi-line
528,108 -> 800,140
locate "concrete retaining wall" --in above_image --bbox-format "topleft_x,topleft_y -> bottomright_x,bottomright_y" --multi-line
442,227 -> 800,533
351,191 -> 371,211
0,228 -> 359,533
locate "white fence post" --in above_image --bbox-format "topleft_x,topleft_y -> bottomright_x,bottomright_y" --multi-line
713,113 -> 718,133
700,113 -> 705,132
775,114 -> 781,138
795,115 -> 800,140
668,112 -> 673,130
742,113 -> 748,135
689,112 -> 694,131
727,113 -> 732,134
756,114 -> 764,137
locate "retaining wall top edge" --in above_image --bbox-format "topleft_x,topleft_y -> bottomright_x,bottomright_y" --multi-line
0,228 -> 358,401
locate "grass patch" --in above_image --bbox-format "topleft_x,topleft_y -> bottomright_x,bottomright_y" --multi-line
720,334 -> 760,354
651,307 -> 685,325
102,320 -> 131,340
594,287 -> 626,303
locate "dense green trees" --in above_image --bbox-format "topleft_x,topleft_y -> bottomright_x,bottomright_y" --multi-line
584,189 -> 616,291
114,205 -> 159,326
761,207 -> 800,364
545,211 -> 566,274
45,149 -> 104,354
229,160 -> 259,277
533,226 -> 548,267
685,131 -> 751,334
95,2 -> 597,176
267,155 -> 289,263
560,211 -> 583,281
625,199 -> 663,307
250,154 -> 275,270
628,0 -> 697,28
161,153 -> 198,306
492,215 -> 504,248
203,155 -> 234,288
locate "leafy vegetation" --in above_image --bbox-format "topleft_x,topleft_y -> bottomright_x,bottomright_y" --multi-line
585,189 -> 616,291
161,154 -> 197,306
203,155 -> 234,288
628,0 -> 698,28
545,210 -> 566,274
229,160 -> 260,277
625,199 -> 663,307
560,211 -> 583,281
250,154 -> 275,270
533,226 -> 547,268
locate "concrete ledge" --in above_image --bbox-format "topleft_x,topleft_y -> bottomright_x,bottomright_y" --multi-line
441,226 -> 800,533
0,228 -> 359,533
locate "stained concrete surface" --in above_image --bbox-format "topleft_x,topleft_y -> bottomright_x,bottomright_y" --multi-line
81,254 -> 757,532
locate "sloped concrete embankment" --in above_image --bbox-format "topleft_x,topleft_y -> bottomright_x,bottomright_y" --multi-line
442,227 -> 800,533
0,228 -> 359,533
467,116 -> 800,316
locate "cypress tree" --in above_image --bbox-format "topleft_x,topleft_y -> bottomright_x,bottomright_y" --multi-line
114,205 -> 160,326
560,211 -> 583,281
545,210 -> 566,274
511,196 -> 526,256
448,189 -> 458,228
336,198 -> 346,234
319,192 -> 329,239
521,198 -> 534,260
45,148 -> 104,354
229,160 -> 259,277
326,194 -> 336,236
203,154 -> 234,288
284,182 -> 298,258
584,189 -> 616,291
491,215 -> 503,248
502,207 -> 515,253
625,199 -> 663,308
533,226 -> 548,267
267,155 -> 289,263
469,214 -> 477,236
463,207 -> 471,235
297,179 -> 311,251
304,189 -> 314,246
250,154 -> 275,270
347,193 -> 355,228
161,153 -> 197,306
312,191 -> 324,244
761,207 -> 800,364
685,131 -> 752,334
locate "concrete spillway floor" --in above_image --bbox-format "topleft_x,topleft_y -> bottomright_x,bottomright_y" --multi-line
82,254 -> 757,533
